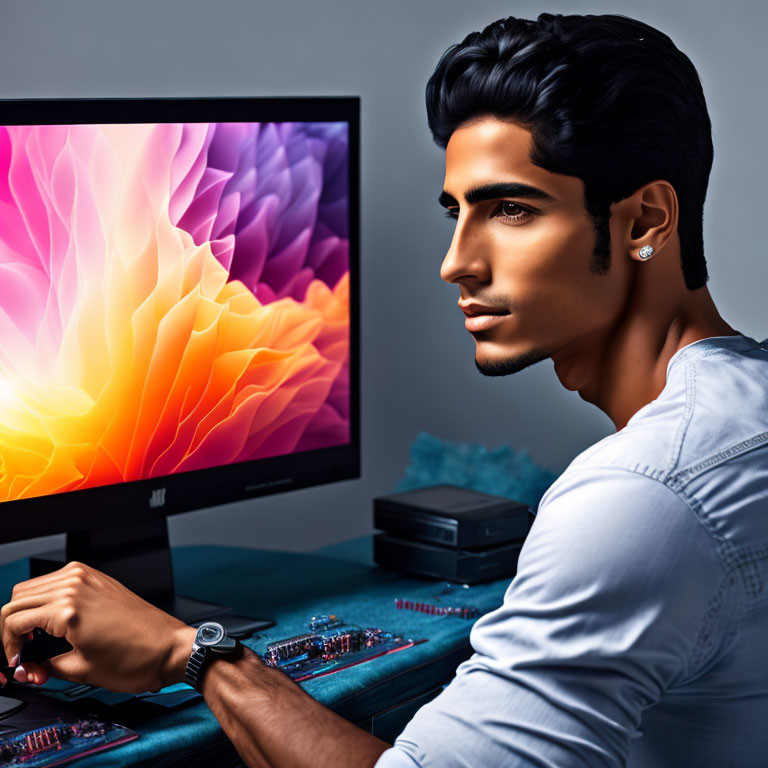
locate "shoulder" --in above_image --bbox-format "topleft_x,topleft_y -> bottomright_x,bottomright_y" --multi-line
526,467 -> 719,595
469,466 -> 725,684
670,335 -> 768,471
558,335 -> 768,481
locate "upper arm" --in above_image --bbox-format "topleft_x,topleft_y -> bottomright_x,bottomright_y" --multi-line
376,469 -> 726,768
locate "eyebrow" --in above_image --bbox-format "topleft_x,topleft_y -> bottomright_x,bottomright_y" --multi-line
439,182 -> 556,209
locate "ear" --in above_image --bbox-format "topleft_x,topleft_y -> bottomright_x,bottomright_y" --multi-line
617,180 -> 678,262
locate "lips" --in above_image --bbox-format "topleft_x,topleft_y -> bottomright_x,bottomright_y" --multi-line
458,303 -> 510,318
464,313 -> 509,332
458,302 -> 511,333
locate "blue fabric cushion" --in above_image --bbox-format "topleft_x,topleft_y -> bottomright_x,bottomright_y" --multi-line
395,431 -> 558,509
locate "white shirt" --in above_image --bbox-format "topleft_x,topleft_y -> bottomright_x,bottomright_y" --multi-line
376,334 -> 768,767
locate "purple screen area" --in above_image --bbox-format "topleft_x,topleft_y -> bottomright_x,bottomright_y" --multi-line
170,121 -> 349,303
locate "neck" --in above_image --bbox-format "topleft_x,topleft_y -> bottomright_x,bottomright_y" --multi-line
550,258 -> 737,431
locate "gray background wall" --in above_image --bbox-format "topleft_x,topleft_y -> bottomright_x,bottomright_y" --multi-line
0,0 -> 764,564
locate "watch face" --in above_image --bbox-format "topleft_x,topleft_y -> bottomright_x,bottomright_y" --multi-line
197,623 -> 225,647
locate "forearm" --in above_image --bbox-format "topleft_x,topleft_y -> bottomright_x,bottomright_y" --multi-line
201,646 -> 391,768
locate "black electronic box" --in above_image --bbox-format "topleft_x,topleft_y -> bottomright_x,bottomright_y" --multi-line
373,484 -> 532,549
373,533 -> 525,585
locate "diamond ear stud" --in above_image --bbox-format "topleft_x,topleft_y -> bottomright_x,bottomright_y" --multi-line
638,245 -> 654,260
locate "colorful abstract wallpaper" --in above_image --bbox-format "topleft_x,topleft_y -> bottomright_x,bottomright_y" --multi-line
0,121 -> 351,502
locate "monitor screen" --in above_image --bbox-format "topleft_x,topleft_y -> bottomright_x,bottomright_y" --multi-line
0,99 -> 359,540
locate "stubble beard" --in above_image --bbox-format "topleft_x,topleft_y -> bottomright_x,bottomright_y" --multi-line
473,342 -> 550,377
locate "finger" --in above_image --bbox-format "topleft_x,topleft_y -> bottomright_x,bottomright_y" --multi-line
9,567 -> 76,599
2,605 -> 70,668
11,571 -> 90,603
14,661 -> 50,685
1,590 -> 76,665
9,561 -> 95,604
2,589 -> 70,620
2,625 -> 24,669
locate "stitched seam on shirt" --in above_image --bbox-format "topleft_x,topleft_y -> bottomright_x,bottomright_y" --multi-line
719,544 -> 768,598
668,432 -> 768,489
680,540 -> 768,682
662,359 -> 696,479
643,485 -> 730,678
661,339 -> 760,481
666,489 -> 748,683
687,569 -> 731,676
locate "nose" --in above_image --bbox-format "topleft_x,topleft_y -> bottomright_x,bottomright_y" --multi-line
440,214 -> 490,286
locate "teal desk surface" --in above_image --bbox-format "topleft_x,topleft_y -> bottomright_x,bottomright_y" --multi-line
0,538 -> 513,767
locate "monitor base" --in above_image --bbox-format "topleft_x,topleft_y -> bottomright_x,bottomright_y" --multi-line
197,613 -> 275,637
157,597 -> 274,636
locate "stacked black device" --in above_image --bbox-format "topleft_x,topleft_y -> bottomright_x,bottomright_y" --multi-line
373,485 -> 533,584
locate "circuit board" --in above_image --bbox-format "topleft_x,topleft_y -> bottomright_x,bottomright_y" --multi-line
0,718 -> 137,767
261,615 -> 425,682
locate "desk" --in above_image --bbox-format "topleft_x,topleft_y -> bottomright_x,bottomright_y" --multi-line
0,538 -> 513,766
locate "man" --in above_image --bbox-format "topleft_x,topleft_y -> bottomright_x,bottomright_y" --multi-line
2,11 -> 767,768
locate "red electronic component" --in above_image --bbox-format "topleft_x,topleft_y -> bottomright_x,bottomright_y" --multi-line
394,597 -> 480,619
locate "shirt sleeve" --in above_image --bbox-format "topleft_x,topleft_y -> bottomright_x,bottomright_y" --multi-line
374,468 -> 726,768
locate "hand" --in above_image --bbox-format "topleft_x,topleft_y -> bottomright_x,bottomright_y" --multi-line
0,561 -> 196,693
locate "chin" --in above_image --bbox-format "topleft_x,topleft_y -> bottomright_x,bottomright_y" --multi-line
474,343 -> 550,377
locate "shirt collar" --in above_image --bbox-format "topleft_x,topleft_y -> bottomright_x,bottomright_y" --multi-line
665,332 -> 762,380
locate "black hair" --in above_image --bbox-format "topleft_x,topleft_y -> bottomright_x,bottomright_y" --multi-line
426,13 -> 713,289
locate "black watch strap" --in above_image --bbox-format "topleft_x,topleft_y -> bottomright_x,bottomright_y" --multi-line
184,644 -> 209,691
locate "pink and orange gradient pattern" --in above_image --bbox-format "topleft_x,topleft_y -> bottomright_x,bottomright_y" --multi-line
0,122 -> 350,502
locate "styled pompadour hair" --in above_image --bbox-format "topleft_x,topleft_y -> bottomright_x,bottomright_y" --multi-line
426,13 -> 713,289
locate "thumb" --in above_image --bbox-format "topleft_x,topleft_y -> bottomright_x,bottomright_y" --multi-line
44,651 -> 90,684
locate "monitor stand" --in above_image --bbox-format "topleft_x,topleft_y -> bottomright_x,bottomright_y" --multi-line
29,519 -> 274,636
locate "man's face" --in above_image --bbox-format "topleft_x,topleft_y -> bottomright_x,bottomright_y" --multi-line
440,118 -> 632,378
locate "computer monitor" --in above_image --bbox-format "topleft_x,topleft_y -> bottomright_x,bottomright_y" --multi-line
0,97 -> 360,627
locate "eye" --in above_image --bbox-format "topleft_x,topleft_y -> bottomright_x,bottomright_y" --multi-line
443,202 -> 534,223
493,201 -> 533,224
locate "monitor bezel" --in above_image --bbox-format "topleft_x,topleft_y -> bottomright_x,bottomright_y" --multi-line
0,96 -> 361,544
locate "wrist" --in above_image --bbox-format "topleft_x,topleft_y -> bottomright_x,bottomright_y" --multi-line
199,644 -> 270,699
163,624 -> 197,688
198,640 -> 248,694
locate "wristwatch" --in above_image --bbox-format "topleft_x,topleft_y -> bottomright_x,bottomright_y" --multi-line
184,622 -> 241,691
